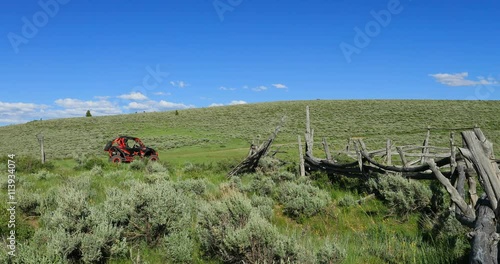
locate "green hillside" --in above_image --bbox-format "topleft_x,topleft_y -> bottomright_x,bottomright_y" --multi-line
1,100 -> 499,263
2,100 -> 500,163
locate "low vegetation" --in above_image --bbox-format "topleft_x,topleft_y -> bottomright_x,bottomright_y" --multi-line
1,100 -> 495,263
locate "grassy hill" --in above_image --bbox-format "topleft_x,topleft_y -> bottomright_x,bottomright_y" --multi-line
1,99 -> 499,263
2,100 -> 500,164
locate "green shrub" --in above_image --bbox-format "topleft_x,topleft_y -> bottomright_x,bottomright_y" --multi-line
90,164 -> 104,177
164,230 -> 195,263
173,179 -> 207,196
316,239 -> 346,264
144,172 -> 169,183
251,195 -> 274,221
338,194 -> 356,208
74,154 -> 107,170
125,181 -> 191,245
17,189 -> 41,216
276,182 -> 331,219
146,161 -> 167,173
32,169 -> 58,180
257,156 -> 282,174
248,173 -> 275,196
367,173 -> 432,218
271,170 -> 296,182
198,193 -> 306,263
129,159 -> 146,171
37,185 -> 126,263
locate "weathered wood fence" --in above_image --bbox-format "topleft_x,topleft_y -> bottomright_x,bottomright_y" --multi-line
300,106 -> 500,263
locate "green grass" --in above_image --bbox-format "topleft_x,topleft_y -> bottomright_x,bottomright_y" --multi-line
0,100 -> 492,263
2,100 -> 500,162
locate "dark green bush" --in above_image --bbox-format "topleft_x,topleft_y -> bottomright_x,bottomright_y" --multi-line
173,179 -> 207,196
338,194 -> 356,208
367,173 -> 432,218
197,193 -> 308,263
129,159 -> 146,171
276,182 -> 331,219
316,239 -> 346,264
247,173 -> 275,196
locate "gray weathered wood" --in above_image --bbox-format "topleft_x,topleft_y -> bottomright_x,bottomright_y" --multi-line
397,147 -> 408,168
470,197 -> 498,264
322,137 -> 333,162
421,127 -> 431,164
450,131 -> 457,175
427,159 -> 475,220
462,130 -> 500,211
386,139 -> 392,166
298,135 -> 305,177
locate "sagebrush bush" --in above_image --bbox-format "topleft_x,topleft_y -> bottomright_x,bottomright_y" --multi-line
90,164 -> 104,177
17,189 -> 41,216
367,173 -> 432,217
125,181 -> 191,245
338,194 -> 356,208
271,170 -> 296,182
32,169 -> 58,180
247,173 -> 275,196
251,195 -> 274,221
173,178 -> 207,196
276,182 -> 331,219
257,156 -> 282,174
146,161 -> 167,173
198,193 -> 306,263
36,185 -> 126,263
316,239 -> 346,264
164,230 -> 195,263
129,159 -> 146,170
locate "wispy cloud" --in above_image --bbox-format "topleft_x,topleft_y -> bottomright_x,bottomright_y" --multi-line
272,83 -> 288,89
209,100 -> 248,107
54,98 -> 122,116
229,100 -> 247,105
125,100 -> 194,111
117,92 -> 148,100
219,86 -> 236,91
252,86 -> 267,92
170,81 -> 188,88
429,72 -> 498,87
153,92 -> 171,96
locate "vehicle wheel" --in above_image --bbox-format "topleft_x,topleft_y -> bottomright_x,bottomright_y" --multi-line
148,155 -> 159,162
109,155 -> 123,163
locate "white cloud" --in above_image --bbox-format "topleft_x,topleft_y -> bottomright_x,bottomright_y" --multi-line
429,72 -> 498,87
252,86 -> 268,92
117,92 -> 148,100
208,103 -> 225,107
158,100 -> 194,109
272,83 -> 288,89
153,92 -> 171,96
53,98 -> 122,116
126,102 -> 152,110
219,86 -> 236,91
229,100 -> 247,105
170,81 -> 188,88
0,101 -> 41,115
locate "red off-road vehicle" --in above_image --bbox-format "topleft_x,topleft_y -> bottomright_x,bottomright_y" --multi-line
104,136 -> 159,163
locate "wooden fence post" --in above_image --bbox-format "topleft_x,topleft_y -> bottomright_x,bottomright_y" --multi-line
298,135 -> 305,177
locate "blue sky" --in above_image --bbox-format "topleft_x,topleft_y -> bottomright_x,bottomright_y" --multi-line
1,0 -> 499,125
